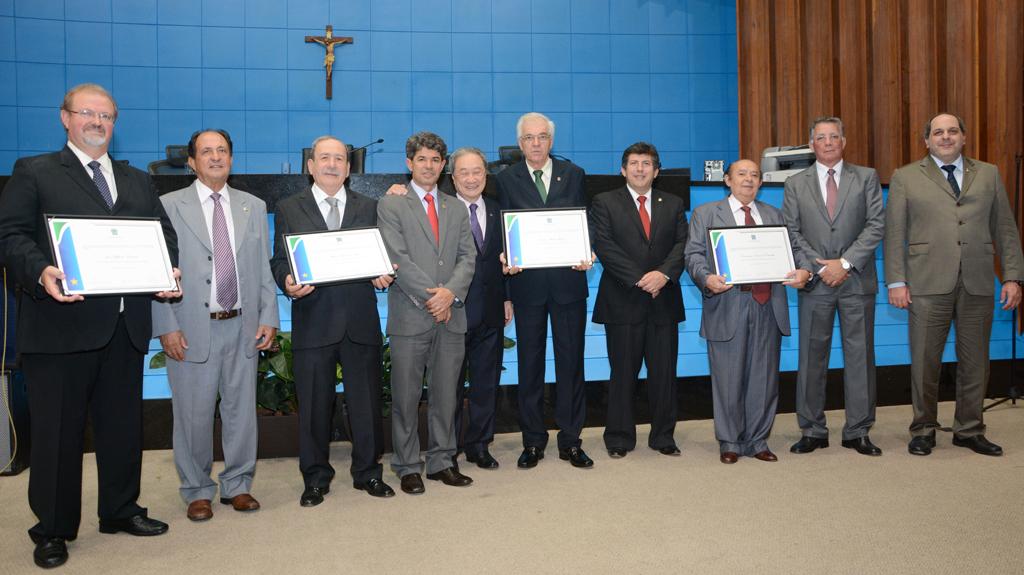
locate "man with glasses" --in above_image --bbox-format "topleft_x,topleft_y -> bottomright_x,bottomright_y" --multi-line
495,112 -> 594,469
0,84 -> 179,569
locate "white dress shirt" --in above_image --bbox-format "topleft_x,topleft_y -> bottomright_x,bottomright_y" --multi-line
815,160 -> 844,204
457,194 -> 487,241
312,183 -> 347,225
67,140 -> 119,204
728,194 -> 763,225
196,180 -> 240,313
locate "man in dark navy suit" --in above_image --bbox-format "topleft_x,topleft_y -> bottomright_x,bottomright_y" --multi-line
0,84 -> 179,569
448,147 -> 513,469
495,112 -> 594,469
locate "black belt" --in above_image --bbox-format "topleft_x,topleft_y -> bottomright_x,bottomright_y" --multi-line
739,285 -> 751,292
210,309 -> 241,320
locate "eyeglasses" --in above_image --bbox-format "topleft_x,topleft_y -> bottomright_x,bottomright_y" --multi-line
65,108 -> 116,123
519,133 -> 551,143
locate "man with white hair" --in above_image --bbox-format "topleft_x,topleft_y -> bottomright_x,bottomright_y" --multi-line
495,112 -> 594,469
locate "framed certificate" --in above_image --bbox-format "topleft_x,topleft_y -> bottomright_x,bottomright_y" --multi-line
285,226 -> 395,286
45,215 -> 177,296
502,208 -> 592,270
709,225 -> 795,284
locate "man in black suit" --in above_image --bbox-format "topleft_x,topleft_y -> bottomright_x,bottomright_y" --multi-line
449,147 -> 513,469
590,142 -> 688,458
0,84 -> 178,569
270,135 -> 396,507
495,112 -> 594,469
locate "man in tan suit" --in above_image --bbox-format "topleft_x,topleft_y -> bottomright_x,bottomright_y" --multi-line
884,113 -> 1024,457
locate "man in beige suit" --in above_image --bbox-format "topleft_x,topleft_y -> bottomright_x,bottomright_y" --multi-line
884,113 -> 1024,457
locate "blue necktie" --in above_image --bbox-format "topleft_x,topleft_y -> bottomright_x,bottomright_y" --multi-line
88,160 -> 114,209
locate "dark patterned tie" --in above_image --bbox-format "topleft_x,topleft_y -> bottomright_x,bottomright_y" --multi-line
210,192 -> 238,310
942,165 -> 960,198
469,203 -> 484,251
88,160 -> 114,209
741,205 -> 771,305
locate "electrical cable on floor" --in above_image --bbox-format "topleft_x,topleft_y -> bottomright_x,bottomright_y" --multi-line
1,267 -> 17,474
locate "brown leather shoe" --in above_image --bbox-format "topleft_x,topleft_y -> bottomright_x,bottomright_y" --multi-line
187,499 -> 213,522
719,451 -> 739,464
219,493 -> 260,512
754,450 -> 778,462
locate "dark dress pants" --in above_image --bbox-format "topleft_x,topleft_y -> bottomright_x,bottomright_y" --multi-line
455,322 -> 502,456
293,334 -> 383,487
514,299 -> 587,451
603,319 -> 679,451
23,315 -> 146,541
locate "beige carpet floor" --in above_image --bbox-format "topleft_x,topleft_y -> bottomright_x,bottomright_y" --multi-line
1,401 -> 1023,575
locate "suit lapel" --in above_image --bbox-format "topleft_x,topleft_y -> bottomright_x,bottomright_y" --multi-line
921,157 -> 958,200
649,190 -> 670,241
832,166 -> 854,220
620,188 -> 648,242
405,185 -> 439,252
546,160 -> 566,204
178,183 -> 213,252
340,188 -> 359,228
61,147 -> 113,213
228,186 -> 250,256
713,198 -> 735,228
802,168 -> 830,222
481,196 -> 499,253
297,188 -> 328,230
961,157 -> 978,197
515,161 -> 546,207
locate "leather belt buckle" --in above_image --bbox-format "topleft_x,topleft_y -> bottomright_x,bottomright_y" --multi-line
210,309 -> 241,320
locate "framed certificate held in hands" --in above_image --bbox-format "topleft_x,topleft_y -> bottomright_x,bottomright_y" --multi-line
285,226 -> 395,286
502,208 -> 592,270
45,215 -> 177,296
709,225 -> 795,284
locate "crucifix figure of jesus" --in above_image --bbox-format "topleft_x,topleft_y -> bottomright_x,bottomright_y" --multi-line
305,25 -> 353,99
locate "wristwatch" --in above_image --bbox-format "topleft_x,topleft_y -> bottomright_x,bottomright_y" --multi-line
840,258 -> 851,271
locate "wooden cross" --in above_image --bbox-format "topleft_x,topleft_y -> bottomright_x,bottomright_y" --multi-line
305,25 -> 353,99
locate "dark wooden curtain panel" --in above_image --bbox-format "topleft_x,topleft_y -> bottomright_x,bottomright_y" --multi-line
736,0 -> 1023,192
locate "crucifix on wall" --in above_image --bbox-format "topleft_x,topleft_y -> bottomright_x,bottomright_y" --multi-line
305,25 -> 353,99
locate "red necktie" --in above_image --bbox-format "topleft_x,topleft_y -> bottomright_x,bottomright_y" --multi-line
637,195 -> 650,240
741,205 -> 771,305
424,192 -> 439,245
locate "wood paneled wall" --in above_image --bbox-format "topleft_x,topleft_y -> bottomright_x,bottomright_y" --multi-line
737,0 -> 1024,189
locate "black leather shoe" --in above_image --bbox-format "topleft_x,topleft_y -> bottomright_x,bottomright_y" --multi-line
33,538 -> 68,569
353,478 -> 395,498
465,450 -> 499,469
842,436 -> 882,456
300,485 -> 329,507
607,447 -> 628,458
952,434 -> 1003,456
400,473 -> 425,494
789,436 -> 829,454
908,435 -> 936,456
517,446 -> 544,469
426,467 -> 473,486
559,447 -> 594,468
658,446 -> 682,456
98,515 -> 168,536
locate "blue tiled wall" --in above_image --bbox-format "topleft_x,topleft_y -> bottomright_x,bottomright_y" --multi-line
0,0 -> 738,176
140,184 -> 1024,399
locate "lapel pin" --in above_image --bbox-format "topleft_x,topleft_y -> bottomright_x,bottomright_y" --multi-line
556,176 -> 562,182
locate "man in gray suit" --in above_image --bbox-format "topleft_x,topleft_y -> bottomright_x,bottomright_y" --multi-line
152,129 -> 279,521
685,159 -> 810,464
377,132 -> 477,494
783,117 -> 885,456
885,113 -> 1024,457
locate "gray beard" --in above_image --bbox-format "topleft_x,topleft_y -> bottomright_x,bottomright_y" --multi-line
82,133 -> 108,147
